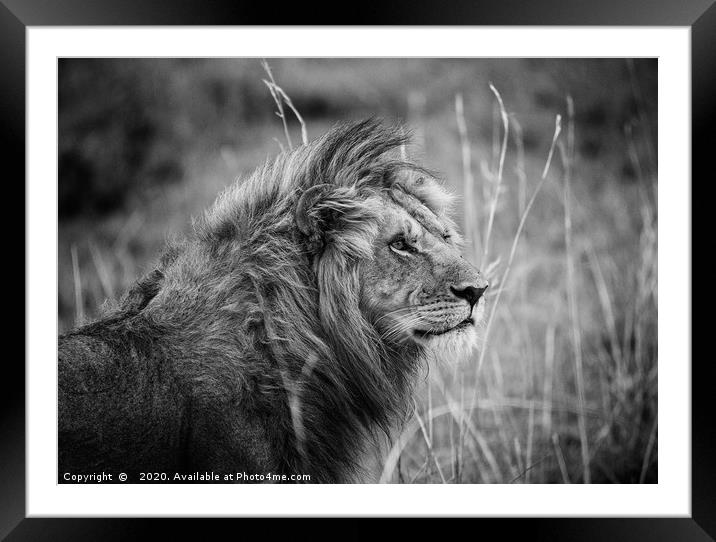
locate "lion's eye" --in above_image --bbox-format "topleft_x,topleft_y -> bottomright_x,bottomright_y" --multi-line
389,237 -> 412,254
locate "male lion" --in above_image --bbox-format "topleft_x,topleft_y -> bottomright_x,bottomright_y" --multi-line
59,120 -> 488,483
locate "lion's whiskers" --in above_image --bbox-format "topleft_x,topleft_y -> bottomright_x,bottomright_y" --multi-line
373,306 -> 417,327
380,314 -> 424,342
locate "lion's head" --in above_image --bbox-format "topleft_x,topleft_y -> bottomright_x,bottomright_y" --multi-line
291,124 -> 488,360
359,182 -> 487,353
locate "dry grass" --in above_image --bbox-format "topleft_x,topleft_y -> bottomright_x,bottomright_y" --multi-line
383,77 -> 656,484
58,59 -> 657,483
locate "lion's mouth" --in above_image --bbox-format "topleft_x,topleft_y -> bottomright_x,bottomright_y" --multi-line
414,317 -> 474,338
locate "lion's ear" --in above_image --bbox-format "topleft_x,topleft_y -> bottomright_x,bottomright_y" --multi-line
296,184 -> 377,258
296,183 -> 334,239
120,268 -> 164,314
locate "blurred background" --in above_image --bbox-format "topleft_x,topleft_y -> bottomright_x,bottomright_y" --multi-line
58,58 -> 657,484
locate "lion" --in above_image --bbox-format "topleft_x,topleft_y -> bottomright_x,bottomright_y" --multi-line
58,119 -> 489,483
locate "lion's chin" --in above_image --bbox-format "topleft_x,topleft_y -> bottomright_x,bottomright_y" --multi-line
413,317 -> 474,339
412,320 -> 479,360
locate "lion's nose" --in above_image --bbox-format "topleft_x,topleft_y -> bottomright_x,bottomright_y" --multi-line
450,283 -> 488,309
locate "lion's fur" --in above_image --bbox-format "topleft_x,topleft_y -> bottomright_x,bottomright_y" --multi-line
58,119 -> 456,482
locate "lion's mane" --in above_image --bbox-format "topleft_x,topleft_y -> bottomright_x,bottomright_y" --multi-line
59,120 -> 448,482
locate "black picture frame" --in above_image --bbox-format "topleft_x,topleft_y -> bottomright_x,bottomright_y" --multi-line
5,1 -> 710,539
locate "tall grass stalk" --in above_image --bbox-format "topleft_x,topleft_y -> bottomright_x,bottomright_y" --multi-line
261,59 -> 308,150
70,244 -> 84,325
525,402 -> 535,484
551,433 -> 571,483
560,95 -> 591,483
413,400 -> 447,483
626,59 -> 656,173
481,83 -> 509,267
586,246 -> 623,372
380,404 -> 456,483
511,117 -> 528,218
542,324 -> 556,438
639,419 -> 658,483
511,117 -> 529,307
455,93 -> 481,259
88,242 -> 115,300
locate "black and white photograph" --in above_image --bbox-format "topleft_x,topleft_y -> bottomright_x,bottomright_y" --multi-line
5,4 -> 706,534
57,57 -> 658,485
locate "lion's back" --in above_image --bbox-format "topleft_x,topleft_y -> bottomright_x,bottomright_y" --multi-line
58,330 -> 189,478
